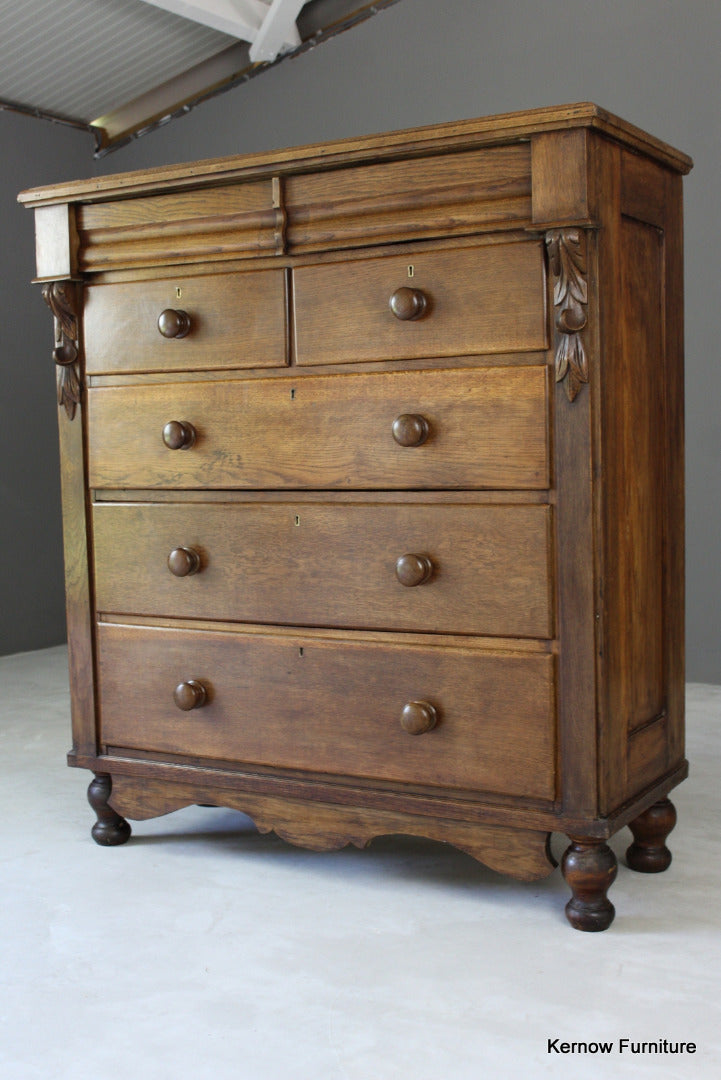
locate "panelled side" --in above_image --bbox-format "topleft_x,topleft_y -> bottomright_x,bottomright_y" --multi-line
596,143 -> 686,813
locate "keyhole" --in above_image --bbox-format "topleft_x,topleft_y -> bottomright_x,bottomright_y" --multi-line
294,515 -> 300,526
290,387 -> 296,400
407,265 -> 415,278
299,647 -> 304,657
175,287 -> 182,299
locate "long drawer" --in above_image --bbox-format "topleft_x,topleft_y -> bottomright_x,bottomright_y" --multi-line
87,366 -> 549,490
97,623 -> 556,800
93,500 -> 552,638
84,269 -> 287,374
293,241 -> 547,365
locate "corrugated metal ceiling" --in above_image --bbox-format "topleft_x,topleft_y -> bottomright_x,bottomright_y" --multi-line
0,0 -> 235,123
0,0 -> 401,153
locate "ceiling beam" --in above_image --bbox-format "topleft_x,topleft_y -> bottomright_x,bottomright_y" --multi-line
139,0 -> 271,42
249,0 -> 305,61
91,1 -> 403,155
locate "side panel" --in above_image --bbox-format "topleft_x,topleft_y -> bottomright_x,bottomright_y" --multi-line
598,145 -> 686,812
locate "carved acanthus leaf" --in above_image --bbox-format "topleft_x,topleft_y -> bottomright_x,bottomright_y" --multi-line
42,281 -> 81,420
545,228 -> 589,401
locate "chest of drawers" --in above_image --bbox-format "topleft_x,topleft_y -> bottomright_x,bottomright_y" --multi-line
21,103 -> 692,930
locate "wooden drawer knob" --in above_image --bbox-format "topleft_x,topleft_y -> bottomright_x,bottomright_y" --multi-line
162,420 -> 196,450
167,547 -> 201,577
173,680 -> 207,711
158,309 -> 191,338
395,553 -> 433,587
389,287 -> 427,321
392,413 -> 429,447
400,700 -> 438,735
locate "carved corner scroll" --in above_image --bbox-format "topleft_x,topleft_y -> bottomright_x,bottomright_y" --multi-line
545,228 -> 588,401
42,280 -> 81,420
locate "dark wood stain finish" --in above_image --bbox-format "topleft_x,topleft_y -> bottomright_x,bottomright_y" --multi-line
22,104 -> 690,930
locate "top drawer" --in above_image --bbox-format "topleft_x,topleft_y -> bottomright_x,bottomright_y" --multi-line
77,181 -> 281,272
285,144 -> 532,252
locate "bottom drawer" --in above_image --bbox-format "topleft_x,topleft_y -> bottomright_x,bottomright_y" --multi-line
98,624 -> 555,800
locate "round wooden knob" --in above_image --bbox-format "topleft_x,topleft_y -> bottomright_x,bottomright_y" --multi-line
395,553 -> 433,587
389,287 -> 428,321
162,420 -> 196,450
167,547 -> 201,577
158,309 -> 191,338
173,680 -> 207,711
392,414 -> 429,447
400,700 -> 438,735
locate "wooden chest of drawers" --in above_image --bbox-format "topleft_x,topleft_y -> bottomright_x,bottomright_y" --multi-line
21,104 -> 692,930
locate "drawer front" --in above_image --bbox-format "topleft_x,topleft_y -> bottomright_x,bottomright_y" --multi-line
98,624 -> 556,800
84,270 -> 287,374
87,366 -> 549,490
285,144 -> 532,252
293,241 -> 547,366
77,180 -> 279,271
93,501 -> 552,638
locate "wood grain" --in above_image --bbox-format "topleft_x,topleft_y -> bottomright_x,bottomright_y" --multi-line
286,144 -> 532,251
97,622 -> 556,800
92,500 -> 553,638
76,182 -> 278,271
33,204 -> 79,282
23,106 -> 691,928
293,241 -> 546,364
108,773 -> 556,881
18,102 -> 691,211
86,366 -> 550,490
84,269 -> 287,374
54,326 -> 98,759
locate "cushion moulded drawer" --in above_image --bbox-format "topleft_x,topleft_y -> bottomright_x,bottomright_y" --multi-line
97,623 -> 556,801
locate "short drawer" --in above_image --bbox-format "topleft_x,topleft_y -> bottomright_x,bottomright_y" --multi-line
93,501 -> 553,638
84,269 -> 287,374
293,241 -> 547,366
97,623 -> 556,800
87,366 -> 549,490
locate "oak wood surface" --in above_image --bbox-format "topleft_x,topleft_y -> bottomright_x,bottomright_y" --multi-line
76,182 -> 279,271
84,269 -> 287,374
57,370 -> 98,759
293,241 -> 546,364
97,622 -> 556,800
596,142 -> 686,813
86,366 -> 550,490
74,747 -> 687,839
25,106 -> 691,930
33,204 -> 79,282
18,102 -> 691,211
285,144 -> 532,252
92,500 -> 552,638
107,773 -> 556,881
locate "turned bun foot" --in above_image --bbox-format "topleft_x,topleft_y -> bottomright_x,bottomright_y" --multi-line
626,797 -> 676,873
561,840 -> 617,931
87,774 -> 131,846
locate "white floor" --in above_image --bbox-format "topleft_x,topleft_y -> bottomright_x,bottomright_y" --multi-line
1,645 -> 719,1079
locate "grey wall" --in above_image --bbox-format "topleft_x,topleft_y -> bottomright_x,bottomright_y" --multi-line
0,111 -> 94,656
3,0 -> 720,680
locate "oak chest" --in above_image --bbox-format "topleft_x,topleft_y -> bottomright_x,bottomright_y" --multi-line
21,104 -> 692,930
